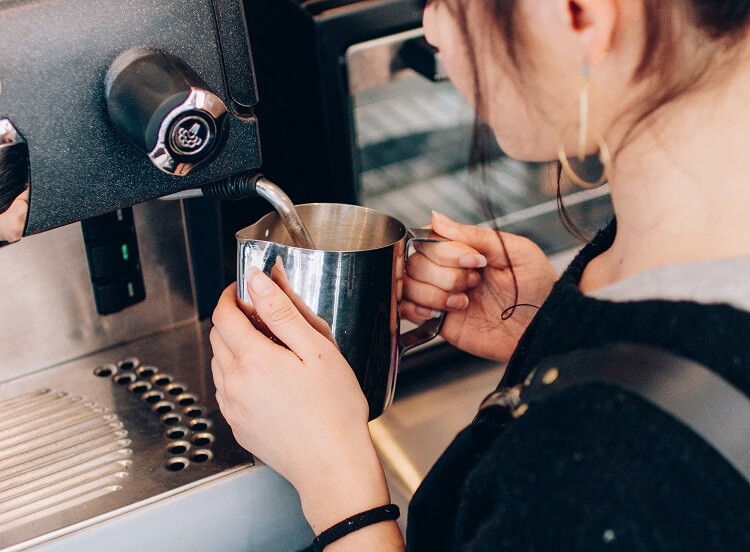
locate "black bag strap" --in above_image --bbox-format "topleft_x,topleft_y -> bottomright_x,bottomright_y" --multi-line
480,343 -> 750,484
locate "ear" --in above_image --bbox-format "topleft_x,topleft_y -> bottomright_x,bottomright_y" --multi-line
563,0 -> 618,69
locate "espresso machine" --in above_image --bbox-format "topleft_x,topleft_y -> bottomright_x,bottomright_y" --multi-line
0,0 -> 313,549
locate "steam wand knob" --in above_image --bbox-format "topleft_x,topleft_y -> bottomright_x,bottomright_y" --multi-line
105,48 -> 229,176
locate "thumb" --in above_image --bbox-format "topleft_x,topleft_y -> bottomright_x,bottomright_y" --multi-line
431,211 -> 514,267
245,267 -> 329,361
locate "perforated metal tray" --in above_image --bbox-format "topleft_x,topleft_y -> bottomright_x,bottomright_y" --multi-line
0,320 -> 252,550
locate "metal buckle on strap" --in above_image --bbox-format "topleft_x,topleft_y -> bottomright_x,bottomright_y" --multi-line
479,385 -> 523,412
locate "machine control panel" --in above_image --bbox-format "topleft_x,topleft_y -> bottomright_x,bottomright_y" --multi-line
82,208 -> 146,315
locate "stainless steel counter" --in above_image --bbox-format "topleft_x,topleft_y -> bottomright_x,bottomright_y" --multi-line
372,353 -> 504,532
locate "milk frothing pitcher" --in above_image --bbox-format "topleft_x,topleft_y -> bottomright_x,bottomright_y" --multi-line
237,203 -> 445,419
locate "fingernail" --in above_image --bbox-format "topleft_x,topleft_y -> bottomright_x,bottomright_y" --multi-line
416,305 -> 443,319
446,293 -> 469,309
247,268 -> 273,296
459,254 -> 487,268
431,210 -> 450,224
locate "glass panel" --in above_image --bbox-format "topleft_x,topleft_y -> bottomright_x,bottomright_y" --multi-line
351,63 -> 613,258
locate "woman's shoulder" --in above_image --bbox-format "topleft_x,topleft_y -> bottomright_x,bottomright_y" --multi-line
457,381 -> 750,550
505,261 -> 750,394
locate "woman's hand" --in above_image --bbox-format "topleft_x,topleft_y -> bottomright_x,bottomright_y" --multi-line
402,211 -> 558,362
210,272 -> 400,544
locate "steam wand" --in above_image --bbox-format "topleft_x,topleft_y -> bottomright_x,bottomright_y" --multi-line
162,173 -> 316,250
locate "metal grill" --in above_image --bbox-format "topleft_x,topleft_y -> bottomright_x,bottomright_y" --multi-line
354,76 -> 613,248
354,78 -> 549,228
0,389 -> 131,534
0,322 -> 252,551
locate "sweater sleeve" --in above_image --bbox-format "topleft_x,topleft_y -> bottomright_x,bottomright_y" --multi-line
454,383 -> 750,551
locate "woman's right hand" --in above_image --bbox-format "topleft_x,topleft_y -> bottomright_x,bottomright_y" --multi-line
402,211 -> 558,363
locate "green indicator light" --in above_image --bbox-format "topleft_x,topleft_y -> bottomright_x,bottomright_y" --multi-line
121,243 -> 130,261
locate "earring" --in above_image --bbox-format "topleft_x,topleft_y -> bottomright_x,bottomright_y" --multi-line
557,60 -> 612,189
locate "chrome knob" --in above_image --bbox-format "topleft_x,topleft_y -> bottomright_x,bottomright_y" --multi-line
105,48 -> 229,176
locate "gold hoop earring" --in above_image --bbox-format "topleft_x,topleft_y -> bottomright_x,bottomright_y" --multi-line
557,64 -> 612,189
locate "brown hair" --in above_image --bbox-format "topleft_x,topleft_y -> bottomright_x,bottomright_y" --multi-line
422,0 -> 750,318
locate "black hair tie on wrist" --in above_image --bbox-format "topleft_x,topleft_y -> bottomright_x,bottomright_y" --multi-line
301,504 -> 400,552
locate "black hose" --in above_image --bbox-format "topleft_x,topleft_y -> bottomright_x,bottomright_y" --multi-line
200,172 -> 264,201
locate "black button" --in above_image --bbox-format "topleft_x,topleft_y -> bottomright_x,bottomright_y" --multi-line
89,243 -> 119,279
82,209 -> 134,240
93,281 -> 122,315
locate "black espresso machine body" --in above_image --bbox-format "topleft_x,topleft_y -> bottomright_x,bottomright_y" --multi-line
0,0 -> 261,235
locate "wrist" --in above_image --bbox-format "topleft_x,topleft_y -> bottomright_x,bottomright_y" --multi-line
308,504 -> 401,552
297,440 -> 390,533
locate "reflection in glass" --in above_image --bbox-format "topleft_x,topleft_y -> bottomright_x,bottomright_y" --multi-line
0,118 -> 30,247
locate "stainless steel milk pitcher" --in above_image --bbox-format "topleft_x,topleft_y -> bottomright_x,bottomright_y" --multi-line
236,203 -> 445,419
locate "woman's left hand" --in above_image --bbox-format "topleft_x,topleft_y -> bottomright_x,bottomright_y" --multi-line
210,269 -> 392,533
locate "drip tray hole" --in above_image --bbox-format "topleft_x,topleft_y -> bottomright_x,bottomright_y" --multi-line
161,413 -> 182,426
166,427 -> 188,440
184,406 -> 204,418
191,433 -> 215,447
128,381 -> 152,394
166,383 -> 187,396
167,441 -> 190,455
153,401 -> 176,415
190,449 -> 213,463
113,373 -> 136,385
94,364 -> 117,377
151,374 -> 174,387
189,418 -> 212,432
117,357 -> 140,371
176,393 -> 197,406
143,390 -> 165,404
136,365 -> 158,378
165,457 -> 189,472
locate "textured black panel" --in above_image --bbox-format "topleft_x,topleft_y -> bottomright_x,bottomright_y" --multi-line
0,0 -> 261,234
212,0 -> 259,113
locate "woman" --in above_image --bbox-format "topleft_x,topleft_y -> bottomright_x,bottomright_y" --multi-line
210,0 -> 750,549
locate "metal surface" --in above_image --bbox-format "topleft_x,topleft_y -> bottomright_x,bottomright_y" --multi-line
0,390 -> 131,535
0,199 -> 195,382
0,320 -> 253,550
237,203 -> 444,419
254,178 -> 316,249
29,465 -> 311,552
0,120 -> 20,146
345,28 -> 425,95
370,353 -> 505,532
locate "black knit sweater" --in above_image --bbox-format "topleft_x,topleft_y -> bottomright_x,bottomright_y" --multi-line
407,221 -> 750,551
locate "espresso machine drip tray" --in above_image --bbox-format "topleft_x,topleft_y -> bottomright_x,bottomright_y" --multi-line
0,321 -> 253,550
0,390 -> 131,535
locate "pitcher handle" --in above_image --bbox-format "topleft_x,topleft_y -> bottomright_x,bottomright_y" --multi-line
399,227 -> 447,356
